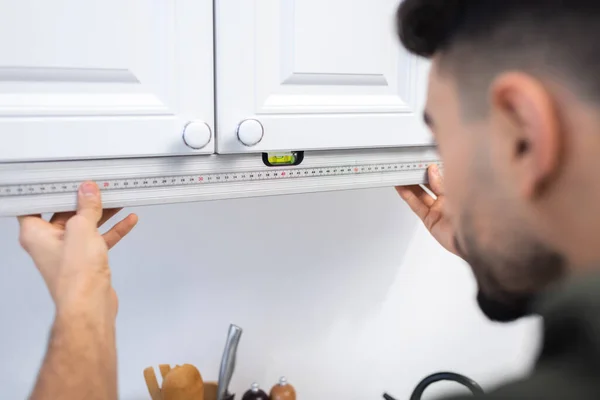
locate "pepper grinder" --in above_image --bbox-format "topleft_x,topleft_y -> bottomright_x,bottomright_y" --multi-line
241,382 -> 269,400
269,377 -> 296,400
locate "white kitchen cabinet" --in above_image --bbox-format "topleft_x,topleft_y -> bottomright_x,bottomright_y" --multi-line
215,0 -> 432,154
0,0 -> 214,162
0,1 -> 438,217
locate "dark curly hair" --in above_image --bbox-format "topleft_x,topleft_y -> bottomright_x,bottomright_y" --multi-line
395,0 -> 600,112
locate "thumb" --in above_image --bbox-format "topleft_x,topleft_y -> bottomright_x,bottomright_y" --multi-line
428,164 -> 445,196
76,182 -> 103,224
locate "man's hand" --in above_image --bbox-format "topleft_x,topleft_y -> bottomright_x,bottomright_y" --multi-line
20,182 -> 137,400
396,164 -> 460,258
18,181 -> 138,315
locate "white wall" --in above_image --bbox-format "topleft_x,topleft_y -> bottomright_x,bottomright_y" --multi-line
0,188 -> 540,400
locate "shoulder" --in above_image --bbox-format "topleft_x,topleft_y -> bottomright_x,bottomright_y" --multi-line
487,271 -> 600,398
445,272 -> 600,399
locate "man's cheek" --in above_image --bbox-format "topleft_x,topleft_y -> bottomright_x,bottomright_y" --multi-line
443,173 -> 462,204
441,184 -> 460,226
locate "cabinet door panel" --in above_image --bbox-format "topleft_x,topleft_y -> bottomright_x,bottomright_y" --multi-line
215,0 -> 432,154
0,0 -> 214,162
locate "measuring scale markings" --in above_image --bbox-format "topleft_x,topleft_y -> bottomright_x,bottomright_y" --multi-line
0,161 -> 440,197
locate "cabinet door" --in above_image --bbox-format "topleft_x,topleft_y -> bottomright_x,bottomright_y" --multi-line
0,0 -> 214,162
215,0 -> 432,154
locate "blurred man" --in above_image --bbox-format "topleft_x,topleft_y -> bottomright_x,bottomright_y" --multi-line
395,0 -> 600,397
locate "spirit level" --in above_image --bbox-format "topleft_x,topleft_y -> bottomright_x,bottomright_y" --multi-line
0,147 -> 439,217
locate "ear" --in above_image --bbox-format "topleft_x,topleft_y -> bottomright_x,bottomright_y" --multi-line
490,72 -> 561,199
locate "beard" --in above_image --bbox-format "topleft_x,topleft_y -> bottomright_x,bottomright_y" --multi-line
459,216 -> 566,322
476,290 -> 532,322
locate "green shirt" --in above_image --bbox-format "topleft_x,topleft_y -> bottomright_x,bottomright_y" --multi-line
445,272 -> 600,399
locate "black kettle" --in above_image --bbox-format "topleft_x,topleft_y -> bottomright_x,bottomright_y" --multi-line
383,372 -> 484,400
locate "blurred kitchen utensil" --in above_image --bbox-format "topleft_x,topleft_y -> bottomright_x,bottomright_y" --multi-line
203,381 -> 219,400
216,324 -> 243,400
159,364 -> 172,379
143,366 -> 162,400
162,364 -> 204,400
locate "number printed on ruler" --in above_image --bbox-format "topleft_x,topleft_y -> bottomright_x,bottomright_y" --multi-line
0,161 -> 440,197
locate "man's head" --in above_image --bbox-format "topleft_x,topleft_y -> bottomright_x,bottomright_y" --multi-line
396,0 -> 600,320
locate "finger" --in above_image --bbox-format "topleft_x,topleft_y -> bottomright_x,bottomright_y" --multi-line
49,212 -> 76,229
396,184 -> 435,207
51,208 -> 122,229
75,182 -> 103,225
423,184 -> 435,195
103,214 -> 138,249
423,198 -> 445,232
421,184 -> 443,203
17,214 -> 45,252
98,208 -> 123,228
428,164 -> 444,196
395,185 -> 432,221
17,214 -> 42,227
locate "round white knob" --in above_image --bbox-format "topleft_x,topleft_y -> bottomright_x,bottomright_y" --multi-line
182,121 -> 212,149
237,119 -> 264,147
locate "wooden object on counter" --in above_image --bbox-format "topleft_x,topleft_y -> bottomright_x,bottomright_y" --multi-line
269,377 -> 296,400
161,364 -> 205,400
143,367 -> 162,400
143,364 -> 221,400
160,364 -> 172,379
203,381 -> 218,400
